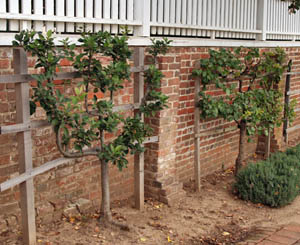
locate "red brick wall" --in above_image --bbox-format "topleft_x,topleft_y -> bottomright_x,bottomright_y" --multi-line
0,47 -> 135,226
1,45 -> 300,228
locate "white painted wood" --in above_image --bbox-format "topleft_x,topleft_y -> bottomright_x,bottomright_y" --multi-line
215,0 -> 220,37
85,0 -> 94,32
45,0 -> 55,31
196,0 -> 202,36
0,0 -> 6,31
223,0 -> 228,38
103,0 -> 111,32
202,0 -> 207,36
157,0 -> 163,35
134,0 -> 150,36
0,13 -> 140,25
94,0 -> 102,32
246,0 -> 251,38
210,0 -> 216,39
175,0 -> 181,35
241,0 -> 245,38
257,0 -> 267,40
191,0 -> 197,36
151,0 -> 158,34
21,0 -> 31,31
56,0 -> 65,33
119,0 -> 126,28
111,0 -> 118,34
127,0 -> 134,33
66,0 -> 75,32
75,0 -> 84,31
186,0 -> 192,36
164,0 -> 170,35
181,0 -> 187,36
9,0 -> 19,31
169,0 -> 175,35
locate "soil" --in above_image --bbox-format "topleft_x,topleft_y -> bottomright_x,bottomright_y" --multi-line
2,167 -> 300,245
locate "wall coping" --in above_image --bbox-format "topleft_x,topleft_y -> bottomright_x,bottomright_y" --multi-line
1,33 -> 300,48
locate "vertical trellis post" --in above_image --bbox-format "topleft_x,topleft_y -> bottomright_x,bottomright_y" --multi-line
283,60 -> 293,143
194,76 -> 201,192
13,49 -> 36,245
134,47 -> 145,210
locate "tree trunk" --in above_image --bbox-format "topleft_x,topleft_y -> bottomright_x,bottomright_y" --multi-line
235,120 -> 247,175
100,159 -> 112,221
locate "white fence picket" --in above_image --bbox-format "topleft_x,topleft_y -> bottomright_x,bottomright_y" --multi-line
21,0 -> 31,30
169,0 -> 175,35
201,0 -> 207,37
1,0 -> 300,42
56,0 -> 65,33
9,0 -> 19,31
111,0 -> 118,34
186,0 -> 192,36
94,0 -> 102,32
157,0 -> 163,35
151,0 -> 157,34
175,0 -> 181,36
164,0 -> 170,35
192,0 -> 197,36
76,0 -> 84,31
33,0 -> 43,32
103,0 -> 111,32
45,0 -> 54,31
85,0 -> 94,32
119,0 -> 126,33
66,0 -> 75,32
0,0 -> 6,31
127,0 -> 134,34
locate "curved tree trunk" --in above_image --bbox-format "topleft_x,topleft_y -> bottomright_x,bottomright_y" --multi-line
100,159 -> 112,221
235,120 -> 247,175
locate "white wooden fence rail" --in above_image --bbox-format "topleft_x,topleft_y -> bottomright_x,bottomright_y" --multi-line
0,0 -> 300,44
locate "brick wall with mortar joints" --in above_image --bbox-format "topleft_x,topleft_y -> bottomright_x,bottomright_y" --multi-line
1,45 -> 300,228
173,47 -> 260,184
0,47 -> 136,226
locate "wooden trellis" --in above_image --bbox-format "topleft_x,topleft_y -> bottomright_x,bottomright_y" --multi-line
0,47 -> 156,245
283,63 -> 300,143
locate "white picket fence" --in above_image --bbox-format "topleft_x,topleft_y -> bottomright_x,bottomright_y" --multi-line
0,0 -> 300,44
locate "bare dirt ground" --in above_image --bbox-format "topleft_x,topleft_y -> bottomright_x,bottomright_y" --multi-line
2,167 -> 300,245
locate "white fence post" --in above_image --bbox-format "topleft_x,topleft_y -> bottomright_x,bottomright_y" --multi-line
257,0 -> 267,41
134,0 -> 150,37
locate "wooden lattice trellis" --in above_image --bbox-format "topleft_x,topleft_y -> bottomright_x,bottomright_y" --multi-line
0,47 -> 157,245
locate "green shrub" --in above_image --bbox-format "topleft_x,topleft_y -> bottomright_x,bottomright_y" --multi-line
234,148 -> 300,207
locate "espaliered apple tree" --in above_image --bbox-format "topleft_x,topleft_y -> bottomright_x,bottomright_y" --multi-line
192,47 -> 295,174
13,30 -> 170,228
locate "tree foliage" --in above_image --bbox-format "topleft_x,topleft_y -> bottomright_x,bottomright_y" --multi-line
283,0 -> 300,13
234,145 -> 300,207
192,47 -> 295,173
13,30 -> 171,227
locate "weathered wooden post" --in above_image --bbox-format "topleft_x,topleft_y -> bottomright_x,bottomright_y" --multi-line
13,48 -> 36,245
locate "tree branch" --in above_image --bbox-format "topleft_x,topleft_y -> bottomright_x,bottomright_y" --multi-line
56,125 -> 100,158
